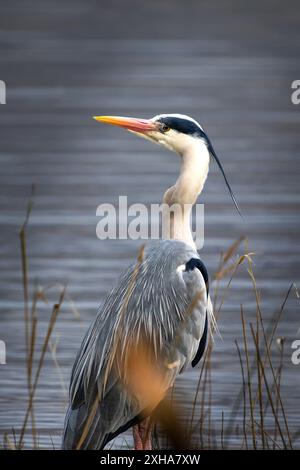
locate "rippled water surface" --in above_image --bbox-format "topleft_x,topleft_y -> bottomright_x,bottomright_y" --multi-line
0,0 -> 300,449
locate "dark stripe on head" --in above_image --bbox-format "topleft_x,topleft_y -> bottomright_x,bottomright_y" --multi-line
157,116 -> 205,138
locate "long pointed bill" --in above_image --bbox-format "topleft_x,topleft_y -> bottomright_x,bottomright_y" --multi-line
93,115 -> 158,133
207,140 -> 242,217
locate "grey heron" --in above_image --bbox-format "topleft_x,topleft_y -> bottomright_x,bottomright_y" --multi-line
62,113 -> 239,450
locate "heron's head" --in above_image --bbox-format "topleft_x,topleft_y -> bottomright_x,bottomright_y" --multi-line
93,113 -> 208,155
93,113 -> 241,215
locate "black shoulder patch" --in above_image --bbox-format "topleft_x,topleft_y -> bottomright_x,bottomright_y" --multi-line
185,258 -> 209,295
192,313 -> 208,367
185,258 -> 209,368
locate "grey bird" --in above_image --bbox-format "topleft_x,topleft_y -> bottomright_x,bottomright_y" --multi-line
62,113 -> 239,450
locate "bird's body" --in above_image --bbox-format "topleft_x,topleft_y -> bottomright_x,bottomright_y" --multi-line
62,240 -> 210,449
62,113 -> 239,449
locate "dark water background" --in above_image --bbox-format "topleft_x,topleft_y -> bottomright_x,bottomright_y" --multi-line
0,0 -> 300,449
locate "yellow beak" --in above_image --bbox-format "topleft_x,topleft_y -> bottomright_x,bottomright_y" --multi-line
93,115 -> 158,133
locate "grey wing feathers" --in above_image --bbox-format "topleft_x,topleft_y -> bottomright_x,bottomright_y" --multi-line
62,239 -> 209,449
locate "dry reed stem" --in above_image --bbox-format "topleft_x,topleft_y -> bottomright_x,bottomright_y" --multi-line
249,324 -> 287,449
18,288 -> 66,448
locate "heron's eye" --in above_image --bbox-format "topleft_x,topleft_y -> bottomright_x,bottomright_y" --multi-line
161,124 -> 171,133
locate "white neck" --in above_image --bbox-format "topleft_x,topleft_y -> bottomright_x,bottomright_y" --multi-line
162,141 -> 209,250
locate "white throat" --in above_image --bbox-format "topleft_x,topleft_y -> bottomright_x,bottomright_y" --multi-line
162,141 -> 210,250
